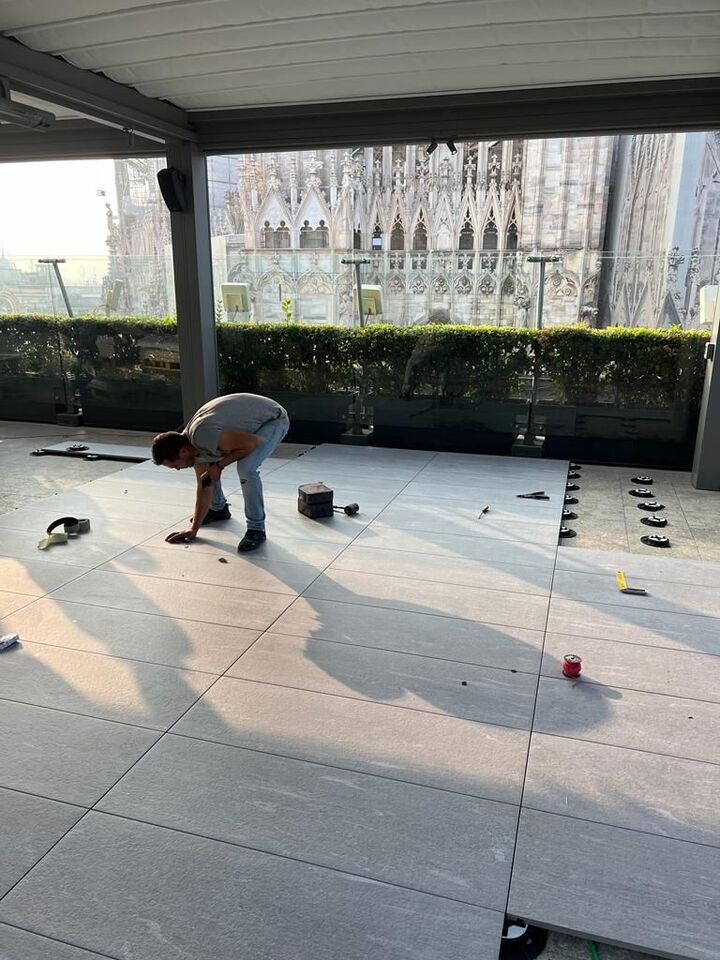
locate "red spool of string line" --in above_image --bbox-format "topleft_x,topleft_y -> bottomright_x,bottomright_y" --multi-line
562,654 -> 582,679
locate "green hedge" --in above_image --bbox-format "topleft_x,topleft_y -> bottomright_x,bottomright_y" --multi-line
0,314 -> 709,409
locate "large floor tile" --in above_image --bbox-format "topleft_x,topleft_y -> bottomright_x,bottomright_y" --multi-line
534,676 -> 720,764
0,590 -> 34,618
0,526 -> 127,567
330,544 -> 554,594
0,556 -> 89,597
547,598 -> 720,657
230,633 -> 536,728
542,633 -> 720,702
373,504 -> 560,544
101,546 -> 320,595
1,599 -> 259,674
0,812 -> 504,960
78,477 -> 198,506
508,809 -> 720,960
99,734 -> 517,908
552,569 -> 720,619
354,525 -> 558,566
555,545 -> 720,587
0,788 -> 83,897
0,924 -> 110,960
0,699 -> 159,805
304,569 -> 550,630
0,641 -> 214,730
262,510 -> 364,543
398,479 -> 567,502
269,596 -> 545,672
173,677 -> 529,802
50,569 -> 294,629
523,733 -> 720,847
0,491 -> 188,528
147,526 -> 346,566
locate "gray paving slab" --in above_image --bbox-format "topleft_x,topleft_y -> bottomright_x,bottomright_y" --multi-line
99,734 -> 517,908
269,462 -> 422,482
0,924 -> 109,960
77,477 -> 197,506
304,569 -> 550,630
354,525 -> 558,566
330,544 -> 554,594
555,546 -> 720,587
50,569 -> 294,629
394,495 -> 563,524
0,526 -> 128,567
302,445 -> 435,465
101,545 -> 321,595
508,809 -> 720,960
524,733 -> 720,847
0,812 -> 505,960
551,569 -> 720,620
230,633 -> 536,727
0,556 -> 88,597
0,507 -> 164,548
373,503 -> 560,544
269,596 -> 545,672
1,599 -> 259,674
399,478 -> 568,501
534,676 -> 720,764
548,598 -> 720,657
0,698 -> 159,805
542,633 -> 720,702
173,677 -> 529,802
261,510 -> 365,542
0,788 -> 83,898
0,590 -> 34,618
146,525 -> 346,565
0,640 -> 214,729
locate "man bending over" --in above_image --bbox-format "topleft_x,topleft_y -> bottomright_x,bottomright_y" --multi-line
151,393 -> 289,552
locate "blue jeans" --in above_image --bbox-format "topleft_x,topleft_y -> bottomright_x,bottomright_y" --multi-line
210,412 -> 289,531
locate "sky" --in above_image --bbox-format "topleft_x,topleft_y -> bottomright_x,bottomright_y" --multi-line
0,159 -> 117,259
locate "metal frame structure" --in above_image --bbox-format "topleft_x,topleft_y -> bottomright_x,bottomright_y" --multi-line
1,34 -> 719,472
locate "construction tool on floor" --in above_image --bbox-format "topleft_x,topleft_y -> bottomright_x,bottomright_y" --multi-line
562,654 -> 582,678
641,514 -> 668,527
37,516 -> 91,550
297,483 -> 359,519
30,447 -> 146,463
616,570 -> 647,595
0,634 -> 19,652
477,504 -> 489,517
517,490 -> 550,500
641,534 -> 671,548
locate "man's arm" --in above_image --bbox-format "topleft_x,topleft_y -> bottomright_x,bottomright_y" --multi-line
215,429 -> 263,469
164,464 -> 214,543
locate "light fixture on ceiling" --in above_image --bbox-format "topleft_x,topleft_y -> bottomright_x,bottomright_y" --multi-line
0,78 -> 55,130
446,139 -> 457,154
427,139 -> 438,155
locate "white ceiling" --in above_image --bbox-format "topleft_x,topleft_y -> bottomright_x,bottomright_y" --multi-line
1,0 -> 719,112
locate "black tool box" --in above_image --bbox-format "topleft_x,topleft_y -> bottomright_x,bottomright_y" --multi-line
298,482 -> 334,519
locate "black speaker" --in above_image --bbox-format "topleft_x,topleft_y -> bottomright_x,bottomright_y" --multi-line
157,167 -> 188,212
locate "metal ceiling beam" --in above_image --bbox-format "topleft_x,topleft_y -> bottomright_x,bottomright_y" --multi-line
192,78 -> 720,153
0,35 -> 196,142
0,119 -> 166,161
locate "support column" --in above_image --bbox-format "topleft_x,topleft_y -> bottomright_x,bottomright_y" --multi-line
165,141 -> 218,422
692,300 -> 720,489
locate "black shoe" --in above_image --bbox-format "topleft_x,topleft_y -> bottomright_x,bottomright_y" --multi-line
201,505 -> 231,526
238,530 -> 266,552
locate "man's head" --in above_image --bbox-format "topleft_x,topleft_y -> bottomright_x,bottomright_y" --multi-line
151,431 -> 197,469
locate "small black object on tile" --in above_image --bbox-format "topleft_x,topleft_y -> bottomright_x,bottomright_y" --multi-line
500,918 -> 548,960
562,509 -> 578,520
632,475 -> 654,484
638,500 -> 665,511
566,482 -> 580,492
641,515 -> 668,527
564,495 -> 579,505
559,526 -> 577,538
641,534 -> 671,548
629,488 -> 653,498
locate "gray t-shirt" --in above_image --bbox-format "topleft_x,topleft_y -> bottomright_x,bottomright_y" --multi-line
186,393 -> 283,462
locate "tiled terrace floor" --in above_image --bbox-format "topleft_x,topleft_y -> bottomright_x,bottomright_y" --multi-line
0,429 -> 717,960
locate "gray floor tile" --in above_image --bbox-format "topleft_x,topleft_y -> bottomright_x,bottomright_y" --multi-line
0,812 -> 504,960
50,569 -> 294,629
0,641 -> 214,730
373,504 -> 560,544
269,596 -> 545,672
555,547 -> 720,587
547,598 -> 720,657
0,699 -> 159,805
524,733 -> 720,847
77,477 -> 197,506
0,788 -> 83,897
399,479 -> 567,502
508,809 -> 720,960
0,924 -> 110,960
230,633 -> 536,728
304,569 -> 550,630
534,676 -> 720,764
173,677 -> 529,802
330,544 -> 554,594
354,525 -> 558,566
101,546 -> 321,595
146,526 -> 346,566
542,633 -> 720,702
0,556 -> 88,597
0,590 -> 34,618
1,599 -> 259,674
262,510 -> 364,543
99,734 -> 517,908
0,527 -> 128,568
552,570 -> 720,619
395,492 -> 563,521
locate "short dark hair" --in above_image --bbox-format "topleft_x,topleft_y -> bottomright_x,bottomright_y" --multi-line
151,431 -> 187,464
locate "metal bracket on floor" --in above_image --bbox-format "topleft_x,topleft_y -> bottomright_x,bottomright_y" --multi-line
30,447 -> 147,464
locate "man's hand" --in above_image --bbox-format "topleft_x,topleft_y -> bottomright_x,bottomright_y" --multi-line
165,529 -> 197,544
201,463 -> 222,485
